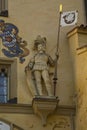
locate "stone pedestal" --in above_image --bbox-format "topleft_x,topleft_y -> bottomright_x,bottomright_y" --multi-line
32,96 -> 59,126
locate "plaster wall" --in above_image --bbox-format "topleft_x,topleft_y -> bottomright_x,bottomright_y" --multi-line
0,113 -> 72,130
68,28 -> 87,130
0,0 -> 85,130
0,0 -> 82,105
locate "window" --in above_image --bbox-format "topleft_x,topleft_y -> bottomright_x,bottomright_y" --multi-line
84,0 -> 87,24
0,0 -> 8,17
0,67 -> 9,103
0,58 -> 17,103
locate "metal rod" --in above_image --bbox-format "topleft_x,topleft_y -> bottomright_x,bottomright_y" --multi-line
53,11 -> 62,96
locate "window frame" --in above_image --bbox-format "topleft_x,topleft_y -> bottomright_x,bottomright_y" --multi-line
0,58 -> 17,103
0,66 -> 10,103
0,0 -> 8,17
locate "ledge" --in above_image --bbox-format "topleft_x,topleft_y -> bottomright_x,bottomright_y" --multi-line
76,45 -> 87,55
0,103 -> 76,116
67,25 -> 87,38
56,105 -> 76,116
0,104 -> 33,114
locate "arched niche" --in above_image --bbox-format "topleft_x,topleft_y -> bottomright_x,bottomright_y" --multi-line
0,121 -> 10,130
0,118 -> 24,130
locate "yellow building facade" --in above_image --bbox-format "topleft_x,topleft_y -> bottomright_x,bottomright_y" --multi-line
0,0 -> 86,130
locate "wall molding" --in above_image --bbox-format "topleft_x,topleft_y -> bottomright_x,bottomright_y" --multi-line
0,104 -> 76,116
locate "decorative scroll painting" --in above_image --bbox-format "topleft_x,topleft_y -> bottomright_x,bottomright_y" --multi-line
0,20 -> 29,63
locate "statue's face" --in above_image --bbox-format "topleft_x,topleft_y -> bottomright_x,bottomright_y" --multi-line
37,43 -> 46,52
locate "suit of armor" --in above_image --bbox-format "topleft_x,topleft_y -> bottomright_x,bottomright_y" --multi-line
29,39 -> 54,96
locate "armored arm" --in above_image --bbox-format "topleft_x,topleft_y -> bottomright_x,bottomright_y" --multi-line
48,55 -> 55,66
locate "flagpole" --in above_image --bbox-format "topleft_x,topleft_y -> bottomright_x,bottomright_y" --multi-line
53,4 -> 62,96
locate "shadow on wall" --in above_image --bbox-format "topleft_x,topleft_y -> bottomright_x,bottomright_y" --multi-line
7,97 -> 17,104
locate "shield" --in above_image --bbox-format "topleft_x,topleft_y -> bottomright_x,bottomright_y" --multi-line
25,68 -> 38,97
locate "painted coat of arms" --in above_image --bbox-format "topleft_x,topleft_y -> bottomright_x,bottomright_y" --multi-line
0,19 -> 29,63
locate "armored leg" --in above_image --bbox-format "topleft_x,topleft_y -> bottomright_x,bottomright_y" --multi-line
34,70 -> 43,95
42,70 -> 53,96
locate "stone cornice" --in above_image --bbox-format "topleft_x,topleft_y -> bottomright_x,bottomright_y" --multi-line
0,104 -> 76,116
56,105 -> 76,116
0,104 -> 33,114
67,25 -> 87,38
